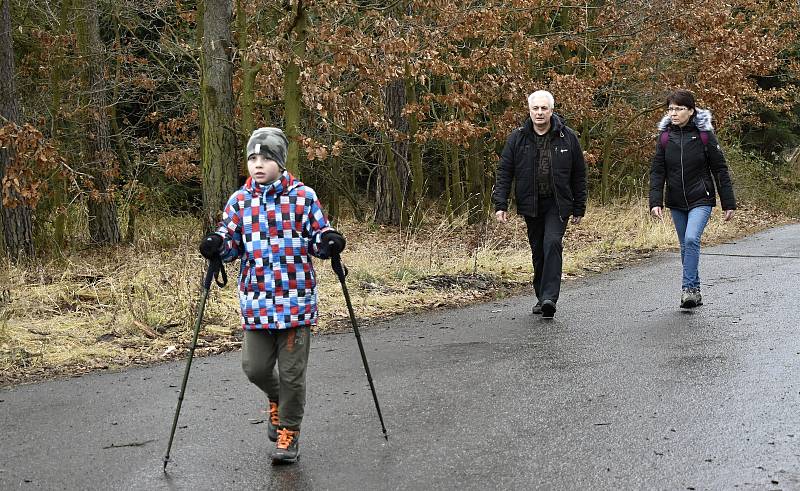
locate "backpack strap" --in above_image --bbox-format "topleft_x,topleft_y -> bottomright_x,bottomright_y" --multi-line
700,131 -> 710,160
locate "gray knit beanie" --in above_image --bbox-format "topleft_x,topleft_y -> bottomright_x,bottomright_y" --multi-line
246,127 -> 288,170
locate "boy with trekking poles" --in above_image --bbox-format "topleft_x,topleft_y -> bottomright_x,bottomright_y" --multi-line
199,127 -> 346,464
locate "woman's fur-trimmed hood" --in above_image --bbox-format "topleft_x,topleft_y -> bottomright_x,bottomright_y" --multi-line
657,108 -> 714,132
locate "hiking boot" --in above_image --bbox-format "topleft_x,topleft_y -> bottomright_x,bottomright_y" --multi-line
692,288 -> 703,306
272,428 -> 300,464
541,300 -> 556,319
532,301 -> 543,315
680,288 -> 693,308
680,288 -> 702,309
267,401 -> 279,442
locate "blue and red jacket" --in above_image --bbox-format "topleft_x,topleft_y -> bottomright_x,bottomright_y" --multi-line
215,172 -> 333,330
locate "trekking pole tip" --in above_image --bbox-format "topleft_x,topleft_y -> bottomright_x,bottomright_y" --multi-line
163,457 -> 169,472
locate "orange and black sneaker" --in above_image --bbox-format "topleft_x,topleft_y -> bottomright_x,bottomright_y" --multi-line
267,401 -> 279,442
272,428 -> 300,464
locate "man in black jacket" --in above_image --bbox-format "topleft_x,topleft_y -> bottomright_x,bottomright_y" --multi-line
493,90 -> 587,319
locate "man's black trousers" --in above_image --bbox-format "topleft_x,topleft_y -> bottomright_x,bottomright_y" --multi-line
523,197 -> 568,304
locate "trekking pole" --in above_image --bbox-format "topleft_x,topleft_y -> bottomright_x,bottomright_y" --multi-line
163,256 -> 227,472
331,252 -> 389,441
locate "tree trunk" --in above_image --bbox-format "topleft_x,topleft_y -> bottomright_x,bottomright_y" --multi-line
442,142 -> 452,214
283,1 -> 308,177
443,79 -> 463,214
599,120 -> 613,205
110,3 -> 136,243
236,0 -> 260,147
466,137 -> 485,225
405,62 -> 424,207
0,0 -> 34,258
326,156 -> 341,226
75,0 -> 120,245
199,0 -> 238,228
374,79 -> 410,225
449,144 -> 463,214
49,0 -> 72,250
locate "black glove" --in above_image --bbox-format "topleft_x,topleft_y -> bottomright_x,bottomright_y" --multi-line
199,233 -> 224,259
321,230 -> 346,257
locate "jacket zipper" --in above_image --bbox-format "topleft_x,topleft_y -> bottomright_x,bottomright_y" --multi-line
550,135 -> 564,222
526,138 -> 538,218
680,128 -> 689,208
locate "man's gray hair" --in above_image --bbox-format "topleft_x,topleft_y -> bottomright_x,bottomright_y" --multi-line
528,90 -> 555,109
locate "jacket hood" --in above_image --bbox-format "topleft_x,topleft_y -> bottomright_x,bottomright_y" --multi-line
657,108 -> 714,132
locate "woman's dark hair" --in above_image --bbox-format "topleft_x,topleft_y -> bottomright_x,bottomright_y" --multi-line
666,89 -> 696,109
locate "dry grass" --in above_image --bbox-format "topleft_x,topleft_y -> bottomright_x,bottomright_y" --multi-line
0,200 -> 793,386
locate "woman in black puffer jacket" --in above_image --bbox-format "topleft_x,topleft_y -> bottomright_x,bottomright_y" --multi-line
649,89 -> 736,309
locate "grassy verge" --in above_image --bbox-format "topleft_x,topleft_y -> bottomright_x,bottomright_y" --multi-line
726,143 -> 800,216
1,197 -> 793,386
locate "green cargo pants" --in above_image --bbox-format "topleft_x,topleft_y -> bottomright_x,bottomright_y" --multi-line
241,326 -> 311,430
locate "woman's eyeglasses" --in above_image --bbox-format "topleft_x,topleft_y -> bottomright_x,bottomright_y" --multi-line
667,106 -> 689,113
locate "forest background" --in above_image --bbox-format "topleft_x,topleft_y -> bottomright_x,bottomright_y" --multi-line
1,0 -> 799,385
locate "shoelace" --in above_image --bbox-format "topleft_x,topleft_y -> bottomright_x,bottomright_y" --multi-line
276,428 -> 296,449
269,403 -> 280,426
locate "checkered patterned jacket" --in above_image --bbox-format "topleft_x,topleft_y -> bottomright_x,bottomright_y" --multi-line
215,172 -> 334,330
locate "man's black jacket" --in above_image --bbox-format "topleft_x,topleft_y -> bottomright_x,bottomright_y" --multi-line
493,114 -> 587,219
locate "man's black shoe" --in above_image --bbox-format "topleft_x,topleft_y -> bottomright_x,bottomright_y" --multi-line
532,301 -> 543,315
541,300 -> 556,319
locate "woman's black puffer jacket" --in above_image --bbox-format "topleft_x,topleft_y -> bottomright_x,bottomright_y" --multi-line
649,109 -> 736,211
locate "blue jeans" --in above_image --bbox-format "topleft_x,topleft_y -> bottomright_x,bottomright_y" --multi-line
670,206 -> 712,290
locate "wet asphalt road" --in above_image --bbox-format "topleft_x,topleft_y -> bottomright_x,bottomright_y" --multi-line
2,223 -> 799,490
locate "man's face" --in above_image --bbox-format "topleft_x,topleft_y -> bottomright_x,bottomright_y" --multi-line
247,154 -> 281,184
528,95 -> 553,126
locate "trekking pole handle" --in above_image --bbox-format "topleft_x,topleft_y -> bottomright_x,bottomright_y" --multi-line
203,256 -> 227,290
331,252 -> 348,281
